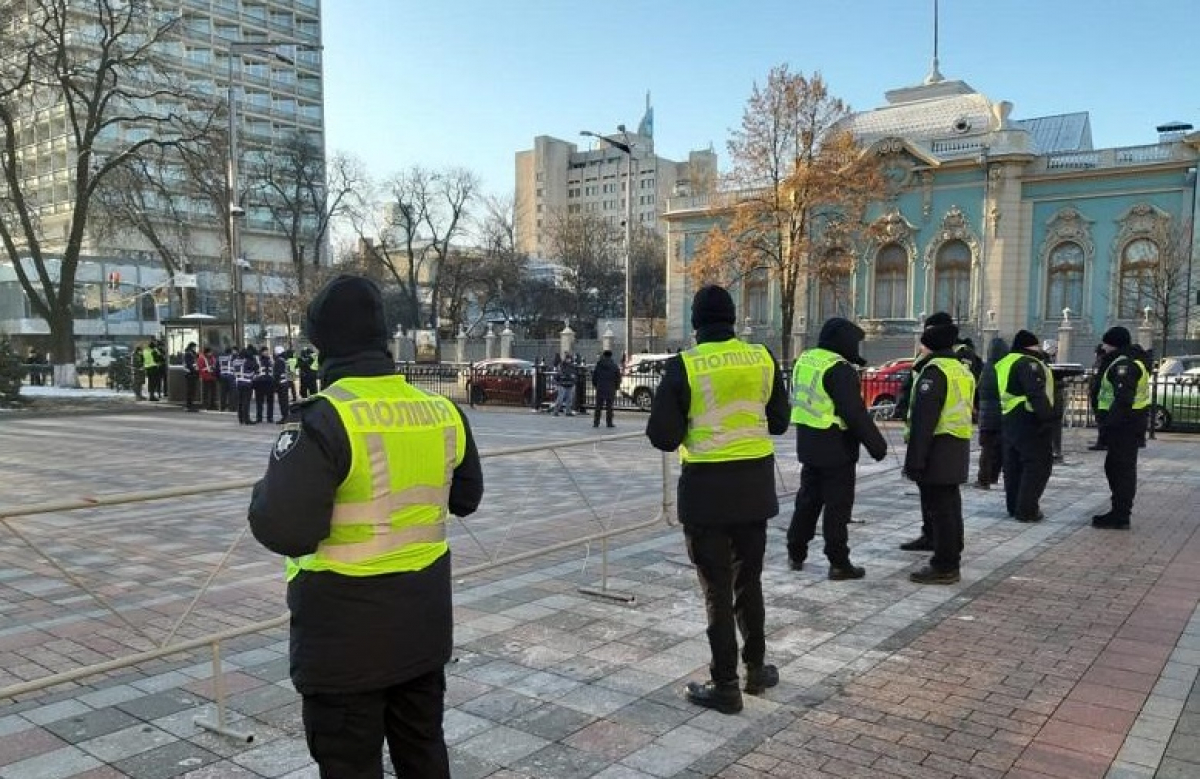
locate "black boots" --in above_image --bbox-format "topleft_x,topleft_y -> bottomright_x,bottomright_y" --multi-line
899,536 -> 933,551
744,664 -> 779,695
1092,512 -> 1130,530
828,564 -> 866,581
686,663 -> 780,714
910,566 -> 960,585
684,680 -> 742,714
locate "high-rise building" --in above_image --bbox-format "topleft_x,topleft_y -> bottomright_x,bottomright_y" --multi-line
514,97 -> 717,257
0,0 -> 325,351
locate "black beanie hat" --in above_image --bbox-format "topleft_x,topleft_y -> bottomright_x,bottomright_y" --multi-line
923,311 -> 954,329
1012,329 -> 1040,350
1102,326 -> 1132,349
691,284 -> 737,329
305,274 -> 390,358
921,323 -> 959,352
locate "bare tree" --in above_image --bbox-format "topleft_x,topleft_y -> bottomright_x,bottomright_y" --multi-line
257,135 -> 362,294
346,166 -> 477,330
1142,218 -> 1195,360
0,0 -> 216,384
629,225 -> 666,334
689,66 -> 884,361
543,210 -> 623,327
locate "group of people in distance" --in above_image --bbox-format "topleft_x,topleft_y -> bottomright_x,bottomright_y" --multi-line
242,275 -> 1152,777
143,342 -> 321,423
645,287 -> 1150,716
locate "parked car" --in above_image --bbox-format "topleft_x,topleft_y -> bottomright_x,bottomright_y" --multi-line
1150,374 -> 1200,431
620,353 -> 675,411
860,358 -> 913,418
461,358 -> 537,406
1155,354 -> 1200,379
81,343 -> 130,369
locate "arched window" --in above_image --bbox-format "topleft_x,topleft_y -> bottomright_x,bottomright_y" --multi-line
1045,241 -> 1084,319
933,240 -> 972,321
873,243 -> 907,318
1118,238 -> 1158,319
817,249 -> 853,322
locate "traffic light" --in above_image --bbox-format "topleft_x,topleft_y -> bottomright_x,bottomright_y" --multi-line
107,271 -> 120,291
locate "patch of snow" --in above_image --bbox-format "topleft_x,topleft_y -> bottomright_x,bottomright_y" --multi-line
19,386 -> 127,399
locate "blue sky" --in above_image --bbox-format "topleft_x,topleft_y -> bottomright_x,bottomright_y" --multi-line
322,0 -> 1199,196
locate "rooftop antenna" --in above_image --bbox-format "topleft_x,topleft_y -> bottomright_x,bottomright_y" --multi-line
924,0 -> 944,84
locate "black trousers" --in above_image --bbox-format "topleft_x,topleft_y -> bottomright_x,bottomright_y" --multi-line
1002,433 -> 1053,520
300,375 -> 318,398
1104,428 -> 1141,520
254,381 -> 275,422
787,462 -> 855,565
593,390 -> 615,427
185,373 -> 199,409
976,429 -> 1003,485
236,384 -> 253,424
201,380 -> 217,410
276,384 -> 291,421
219,376 -> 233,411
917,483 -> 963,572
302,668 -> 449,779
682,522 -> 767,685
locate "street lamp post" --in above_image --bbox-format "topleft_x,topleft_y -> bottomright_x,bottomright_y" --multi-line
226,40 -> 314,347
581,126 -> 634,357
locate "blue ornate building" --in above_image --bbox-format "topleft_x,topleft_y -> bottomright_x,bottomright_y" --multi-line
663,75 -> 1199,363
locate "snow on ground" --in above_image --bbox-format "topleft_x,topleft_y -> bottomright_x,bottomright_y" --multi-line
20,385 -> 126,399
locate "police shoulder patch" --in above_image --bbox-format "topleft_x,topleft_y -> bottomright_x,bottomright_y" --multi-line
919,380 -> 932,393
1115,365 -> 1129,376
272,423 -> 302,461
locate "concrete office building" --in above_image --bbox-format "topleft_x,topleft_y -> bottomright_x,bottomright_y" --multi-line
0,0 -> 324,352
514,98 -> 717,258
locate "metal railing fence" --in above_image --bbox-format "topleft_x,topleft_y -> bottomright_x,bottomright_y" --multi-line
0,431 -> 676,742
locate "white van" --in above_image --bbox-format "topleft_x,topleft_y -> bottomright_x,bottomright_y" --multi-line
87,344 -> 131,369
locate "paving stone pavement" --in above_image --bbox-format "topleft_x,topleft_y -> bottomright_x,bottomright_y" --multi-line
1,402 -> 1198,778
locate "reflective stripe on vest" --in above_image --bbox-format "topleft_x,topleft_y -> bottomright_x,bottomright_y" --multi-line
1097,356 -> 1150,411
679,341 -> 774,463
920,357 -> 976,439
285,376 -> 465,580
789,348 -> 848,430
994,353 -> 1054,414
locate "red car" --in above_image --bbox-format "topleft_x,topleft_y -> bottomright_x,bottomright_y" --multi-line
860,358 -> 913,419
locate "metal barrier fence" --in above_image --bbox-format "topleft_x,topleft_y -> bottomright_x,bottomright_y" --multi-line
284,361 -> 1200,433
0,431 -> 676,742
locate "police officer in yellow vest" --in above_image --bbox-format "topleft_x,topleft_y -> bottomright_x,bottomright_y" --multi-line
903,322 -> 976,584
647,285 -> 790,715
141,341 -> 160,401
787,317 -> 887,578
249,275 -> 483,778
1092,326 -> 1150,530
995,329 -> 1056,523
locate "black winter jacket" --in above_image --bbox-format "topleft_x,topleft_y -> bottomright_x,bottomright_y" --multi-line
794,318 -> 888,468
976,337 -> 1008,433
1000,348 -> 1056,448
645,326 -> 790,527
591,355 -> 621,395
904,351 -> 971,485
1097,345 -> 1150,434
247,351 -> 484,695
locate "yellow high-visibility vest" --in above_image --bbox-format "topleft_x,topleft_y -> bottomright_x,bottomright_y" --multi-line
994,353 -> 1054,415
789,348 -> 848,430
916,357 -> 976,438
285,375 -> 466,581
1097,356 -> 1149,411
679,340 -> 774,464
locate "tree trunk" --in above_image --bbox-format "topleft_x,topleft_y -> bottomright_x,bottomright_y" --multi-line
49,308 -> 80,388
